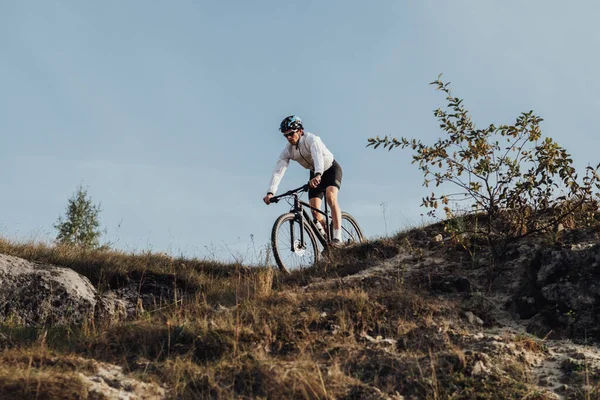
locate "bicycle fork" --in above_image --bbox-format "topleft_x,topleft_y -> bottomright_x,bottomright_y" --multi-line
289,215 -> 306,251
288,197 -> 307,252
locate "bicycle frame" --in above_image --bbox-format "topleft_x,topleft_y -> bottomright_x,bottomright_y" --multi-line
271,184 -> 331,250
296,196 -> 330,248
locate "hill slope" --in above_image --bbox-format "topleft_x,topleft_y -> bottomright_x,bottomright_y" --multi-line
1,227 -> 600,399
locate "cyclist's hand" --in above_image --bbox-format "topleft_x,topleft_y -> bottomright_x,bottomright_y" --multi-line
309,175 -> 321,189
263,193 -> 273,205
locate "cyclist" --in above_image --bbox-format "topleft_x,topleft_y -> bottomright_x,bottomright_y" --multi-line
263,115 -> 344,246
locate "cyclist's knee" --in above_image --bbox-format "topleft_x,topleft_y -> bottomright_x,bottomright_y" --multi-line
325,191 -> 338,205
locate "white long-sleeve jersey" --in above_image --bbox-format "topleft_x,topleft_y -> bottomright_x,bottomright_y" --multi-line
267,132 -> 334,195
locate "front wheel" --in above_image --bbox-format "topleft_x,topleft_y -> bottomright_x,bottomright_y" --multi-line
271,213 -> 319,274
339,211 -> 365,245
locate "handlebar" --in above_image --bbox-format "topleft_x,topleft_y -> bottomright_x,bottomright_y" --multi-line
270,184 -> 310,203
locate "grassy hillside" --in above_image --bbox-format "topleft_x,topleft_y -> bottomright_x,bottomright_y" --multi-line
0,232 -> 598,399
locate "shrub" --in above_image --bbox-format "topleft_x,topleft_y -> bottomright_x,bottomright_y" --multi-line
368,75 -> 600,248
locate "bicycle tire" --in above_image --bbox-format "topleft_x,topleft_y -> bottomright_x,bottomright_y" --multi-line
271,212 -> 319,274
340,211 -> 365,245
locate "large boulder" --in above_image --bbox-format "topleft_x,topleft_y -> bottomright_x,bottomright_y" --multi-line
0,254 -> 98,326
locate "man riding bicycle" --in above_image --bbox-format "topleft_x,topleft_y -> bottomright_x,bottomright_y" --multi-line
263,115 -> 344,246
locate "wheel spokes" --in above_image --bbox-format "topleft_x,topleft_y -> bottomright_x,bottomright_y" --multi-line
341,218 -> 361,244
275,218 -> 316,270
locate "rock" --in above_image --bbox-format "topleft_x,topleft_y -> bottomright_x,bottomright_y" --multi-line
538,375 -> 555,387
465,311 -> 484,326
509,242 -> 600,341
96,291 -> 130,325
556,384 -> 569,393
571,351 -> 586,360
0,254 -> 97,326
471,360 -> 489,376
526,314 -> 558,339
434,234 -> 443,242
0,254 -> 135,326
360,332 -> 397,347
78,359 -> 166,399
430,276 -> 472,293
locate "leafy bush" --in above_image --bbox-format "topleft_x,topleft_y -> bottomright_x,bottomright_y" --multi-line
368,75 -> 600,246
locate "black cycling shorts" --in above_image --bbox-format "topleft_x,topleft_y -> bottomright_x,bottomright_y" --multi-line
309,159 -> 343,200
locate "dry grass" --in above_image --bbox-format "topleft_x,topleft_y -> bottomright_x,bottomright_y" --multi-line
0,369 -> 93,400
0,237 -> 239,293
0,234 -> 572,399
0,347 -> 99,400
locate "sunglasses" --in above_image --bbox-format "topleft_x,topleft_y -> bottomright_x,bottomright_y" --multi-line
282,130 -> 297,138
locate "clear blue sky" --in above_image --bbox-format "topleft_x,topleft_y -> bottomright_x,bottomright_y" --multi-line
2,1 -> 600,262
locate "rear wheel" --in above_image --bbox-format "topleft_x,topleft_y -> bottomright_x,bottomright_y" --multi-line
271,213 -> 319,274
339,212 -> 364,245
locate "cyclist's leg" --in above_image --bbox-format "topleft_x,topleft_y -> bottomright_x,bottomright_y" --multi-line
310,160 -> 343,237
309,194 -> 327,232
325,186 -> 342,231
308,172 -> 327,233
322,160 -> 343,240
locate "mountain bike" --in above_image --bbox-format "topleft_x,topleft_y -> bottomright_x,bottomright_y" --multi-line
269,183 -> 364,274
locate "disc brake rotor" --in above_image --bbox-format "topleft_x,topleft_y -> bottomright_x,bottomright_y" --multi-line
292,240 -> 307,256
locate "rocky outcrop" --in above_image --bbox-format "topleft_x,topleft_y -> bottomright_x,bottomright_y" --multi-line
0,253 -> 184,327
509,240 -> 600,341
98,273 -> 184,323
78,358 -> 166,399
0,254 -> 98,326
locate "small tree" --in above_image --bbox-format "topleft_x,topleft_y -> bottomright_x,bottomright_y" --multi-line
54,184 -> 103,249
367,75 -> 600,249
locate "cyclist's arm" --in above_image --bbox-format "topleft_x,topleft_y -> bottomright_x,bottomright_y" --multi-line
267,148 -> 290,195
